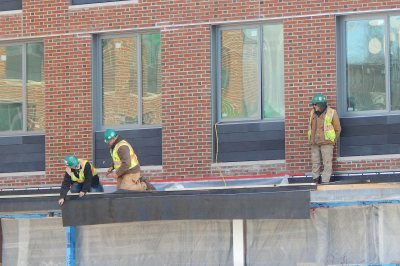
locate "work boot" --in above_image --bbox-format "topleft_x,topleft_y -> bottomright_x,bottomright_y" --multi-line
140,176 -> 156,191
313,176 -> 321,184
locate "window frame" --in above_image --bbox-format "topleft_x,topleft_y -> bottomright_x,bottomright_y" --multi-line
0,41 -> 44,135
93,31 -> 161,130
215,23 -> 284,123
338,13 -> 400,117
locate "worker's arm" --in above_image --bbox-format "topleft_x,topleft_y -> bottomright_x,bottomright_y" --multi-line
81,163 -> 93,194
332,111 -> 341,142
115,145 -> 131,177
59,173 -> 72,205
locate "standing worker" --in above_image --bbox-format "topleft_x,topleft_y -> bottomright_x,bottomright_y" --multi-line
58,155 -> 104,206
104,129 -> 155,191
308,93 -> 341,184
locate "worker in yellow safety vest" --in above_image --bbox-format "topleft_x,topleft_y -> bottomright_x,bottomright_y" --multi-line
58,155 -> 104,206
308,93 -> 341,184
104,129 -> 155,191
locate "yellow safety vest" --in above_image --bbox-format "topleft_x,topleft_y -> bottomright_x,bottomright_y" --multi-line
65,159 -> 97,183
308,107 -> 336,143
111,140 -> 138,170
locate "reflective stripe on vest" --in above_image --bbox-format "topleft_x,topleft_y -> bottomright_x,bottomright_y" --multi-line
111,140 -> 138,170
65,159 -> 97,183
308,107 -> 336,143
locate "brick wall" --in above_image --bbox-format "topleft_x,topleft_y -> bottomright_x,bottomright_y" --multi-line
0,0 -> 400,187
44,34 -> 93,184
285,15 -> 338,174
161,25 -> 212,179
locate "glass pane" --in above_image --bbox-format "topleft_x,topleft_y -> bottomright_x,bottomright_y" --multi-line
220,28 -> 259,120
390,16 -> 400,110
345,19 -> 386,112
0,45 -> 23,131
102,37 -> 138,126
263,24 -> 284,119
27,43 -> 44,131
142,33 -> 161,125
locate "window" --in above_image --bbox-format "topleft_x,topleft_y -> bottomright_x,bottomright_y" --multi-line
99,33 -> 161,127
0,43 -> 44,132
216,24 -> 284,121
340,14 -> 400,113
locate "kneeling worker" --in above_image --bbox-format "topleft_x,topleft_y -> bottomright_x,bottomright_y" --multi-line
104,129 -> 155,191
58,155 -> 104,206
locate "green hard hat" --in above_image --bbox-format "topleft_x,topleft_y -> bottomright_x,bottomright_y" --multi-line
64,155 -> 78,168
311,93 -> 326,105
104,129 -> 118,143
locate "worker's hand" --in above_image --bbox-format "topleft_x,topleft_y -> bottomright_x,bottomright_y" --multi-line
107,172 -> 118,179
79,191 -> 86,198
58,198 -> 65,206
107,167 -> 114,174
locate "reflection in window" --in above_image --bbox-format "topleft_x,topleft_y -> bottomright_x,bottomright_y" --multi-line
0,43 -> 43,132
102,37 -> 138,126
390,16 -> 400,110
221,28 -> 259,120
101,33 -> 161,127
345,19 -> 385,111
263,24 -> 284,118
142,33 -> 161,125
27,43 -> 45,131
1,46 -> 22,131
218,24 -> 284,121
343,16 -> 400,113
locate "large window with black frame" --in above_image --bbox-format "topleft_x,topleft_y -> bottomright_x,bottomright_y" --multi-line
99,33 -> 161,128
216,23 -> 284,122
340,14 -> 400,114
0,43 -> 44,132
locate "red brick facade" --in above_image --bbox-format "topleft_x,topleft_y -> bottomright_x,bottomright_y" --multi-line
1,0 -> 400,187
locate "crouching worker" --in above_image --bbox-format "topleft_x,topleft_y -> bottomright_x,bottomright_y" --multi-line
104,129 -> 155,191
58,155 -> 104,206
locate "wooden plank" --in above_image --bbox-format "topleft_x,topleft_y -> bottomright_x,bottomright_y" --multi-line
316,183 -> 400,191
